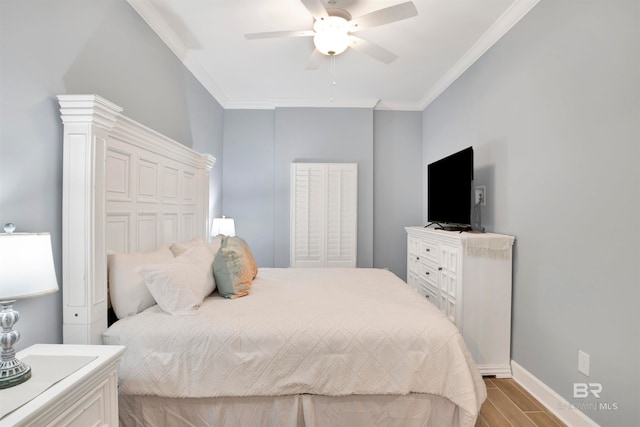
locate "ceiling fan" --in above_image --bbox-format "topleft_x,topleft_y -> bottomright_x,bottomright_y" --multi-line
244,0 -> 418,70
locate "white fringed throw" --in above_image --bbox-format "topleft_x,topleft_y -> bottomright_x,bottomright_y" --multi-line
462,233 -> 513,259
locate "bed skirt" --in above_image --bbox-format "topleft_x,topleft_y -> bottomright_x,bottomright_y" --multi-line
119,392 -> 462,427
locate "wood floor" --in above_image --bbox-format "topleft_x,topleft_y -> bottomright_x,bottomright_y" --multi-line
476,377 -> 566,427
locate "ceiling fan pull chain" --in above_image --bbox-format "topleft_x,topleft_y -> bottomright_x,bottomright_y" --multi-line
330,54 -> 336,102
331,54 -> 336,84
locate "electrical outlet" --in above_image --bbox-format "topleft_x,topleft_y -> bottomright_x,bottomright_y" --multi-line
578,350 -> 590,376
474,186 -> 486,206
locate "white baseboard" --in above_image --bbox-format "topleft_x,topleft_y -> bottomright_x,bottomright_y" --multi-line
510,360 -> 600,427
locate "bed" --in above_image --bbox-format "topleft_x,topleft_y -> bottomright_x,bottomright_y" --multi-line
59,94 -> 486,427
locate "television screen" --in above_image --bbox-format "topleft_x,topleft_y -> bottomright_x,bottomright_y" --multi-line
427,147 -> 474,227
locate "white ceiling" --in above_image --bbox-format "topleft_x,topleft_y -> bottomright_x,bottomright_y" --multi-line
127,0 -> 539,110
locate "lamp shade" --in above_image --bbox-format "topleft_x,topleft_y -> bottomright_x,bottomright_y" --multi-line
0,233 -> 59,301
211,217 -> 236,237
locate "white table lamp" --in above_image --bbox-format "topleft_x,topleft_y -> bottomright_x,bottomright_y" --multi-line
0,224 -> 59,389
211,216 -> 236,237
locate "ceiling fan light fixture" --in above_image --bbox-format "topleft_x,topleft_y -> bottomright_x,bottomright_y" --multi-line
313,16 -> 349,56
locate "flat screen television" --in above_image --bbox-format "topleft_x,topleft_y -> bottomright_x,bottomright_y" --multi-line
427,146 -> 474,229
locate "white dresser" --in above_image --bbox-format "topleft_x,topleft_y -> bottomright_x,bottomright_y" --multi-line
0,344 -> 125,427
406,226 -> 514,377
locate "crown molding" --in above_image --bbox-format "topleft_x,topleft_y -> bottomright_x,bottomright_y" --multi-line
273,97 -> 379,109
418,0 -> 540,110
128,0 -> 539,111
224,97 -> 380,110
374,100 -> 423,111
126,0 -> 230,108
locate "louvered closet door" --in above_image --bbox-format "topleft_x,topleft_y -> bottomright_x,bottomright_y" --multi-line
325,164 -> 357,267
291,163 -> 325,267
291,163 -> 357,268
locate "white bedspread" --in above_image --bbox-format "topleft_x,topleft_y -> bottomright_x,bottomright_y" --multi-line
104,268 -> 485,424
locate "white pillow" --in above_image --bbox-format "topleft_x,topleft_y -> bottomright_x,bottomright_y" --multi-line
108,246 -> 174,319
170,235 -> 223,258
138,244 -> 215,315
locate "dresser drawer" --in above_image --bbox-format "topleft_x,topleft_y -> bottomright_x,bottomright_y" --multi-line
418,260 -> 439,288
407,236 -> 420,256
423,285 -> 439,304
415,278 -> 438,302
419,239 -> 438,263
47,376 -> 110,427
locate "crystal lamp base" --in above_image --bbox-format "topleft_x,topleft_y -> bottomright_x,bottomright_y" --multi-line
0,300 -> 32,389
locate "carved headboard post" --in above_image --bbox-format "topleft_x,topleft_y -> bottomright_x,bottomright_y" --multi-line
59,95 -> 122,344
59,95 -> 215,344
199,155 -> 216,240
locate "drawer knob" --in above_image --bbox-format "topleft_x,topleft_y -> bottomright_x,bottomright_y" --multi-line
425,272 -> 430,275
438,267 -> 443,271
425,248 -> 430,252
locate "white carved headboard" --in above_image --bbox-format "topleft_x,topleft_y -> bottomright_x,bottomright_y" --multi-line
59,95 -> 215,344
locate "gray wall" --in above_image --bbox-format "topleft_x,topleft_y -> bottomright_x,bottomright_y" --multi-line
222,109 -> 276,267
373,111 -> 423,280
274,108 -> 374,268
422,1 -> 639,425
222,108 -> 423,281
223,107 -> 377,269
5,1 -> 635,424
0,0 -> 224,350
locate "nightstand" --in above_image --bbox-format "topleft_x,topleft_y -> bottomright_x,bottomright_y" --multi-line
0,344 -> 125,427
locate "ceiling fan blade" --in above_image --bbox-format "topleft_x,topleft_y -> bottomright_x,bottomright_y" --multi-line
305,49 -> 325,70
348,36 -> 398,64
349,1 -> 418,32
299,0 -> 328,20
245,30 -> 315,40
